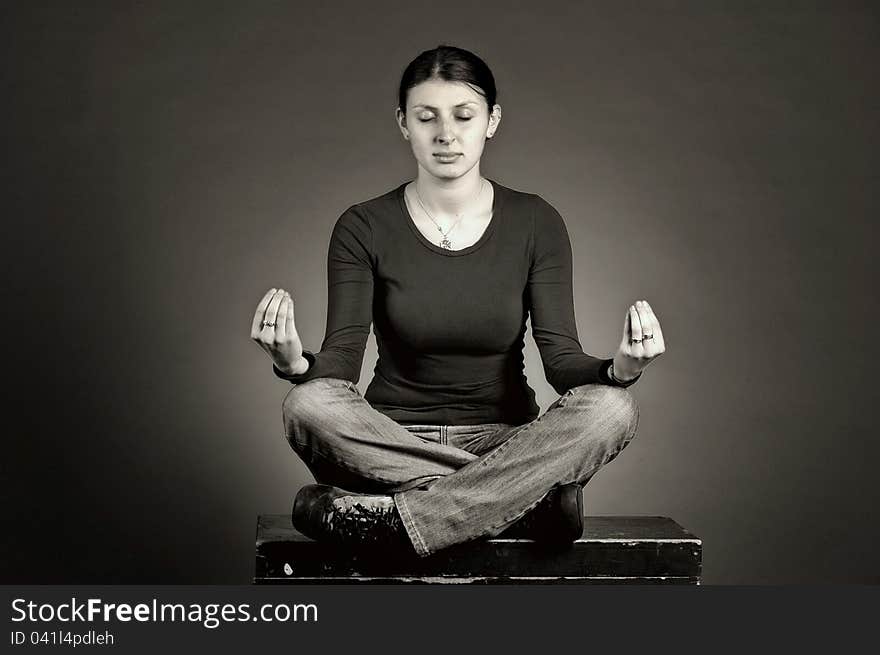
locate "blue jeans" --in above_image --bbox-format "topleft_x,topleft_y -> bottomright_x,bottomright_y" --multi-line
282,377 -> 640,557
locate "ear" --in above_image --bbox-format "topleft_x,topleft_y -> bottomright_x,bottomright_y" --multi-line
486,103 -> 502,139
395,107 -> 410,140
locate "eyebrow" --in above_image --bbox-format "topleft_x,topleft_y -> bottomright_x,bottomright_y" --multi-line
411,102 -> 479,110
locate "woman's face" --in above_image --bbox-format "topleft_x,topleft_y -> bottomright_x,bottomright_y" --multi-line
398,79 -> 500,181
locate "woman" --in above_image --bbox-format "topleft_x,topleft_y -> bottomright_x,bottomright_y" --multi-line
250,45 -> 666,557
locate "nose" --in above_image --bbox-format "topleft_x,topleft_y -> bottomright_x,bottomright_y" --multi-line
435,118 -> 456,145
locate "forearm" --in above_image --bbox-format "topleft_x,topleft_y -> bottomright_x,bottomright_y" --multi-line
272,341 -> 365,384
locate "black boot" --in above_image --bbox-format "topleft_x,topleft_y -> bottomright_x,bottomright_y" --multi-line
498,483 -> 584,543
291,484 -> 412,550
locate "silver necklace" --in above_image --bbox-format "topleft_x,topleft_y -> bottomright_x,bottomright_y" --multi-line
413,179 -> 486,250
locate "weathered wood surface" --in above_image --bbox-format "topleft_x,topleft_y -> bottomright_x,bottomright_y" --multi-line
255,514 -> 702,585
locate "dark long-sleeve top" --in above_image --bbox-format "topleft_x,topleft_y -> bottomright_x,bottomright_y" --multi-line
274,178 -> 639,426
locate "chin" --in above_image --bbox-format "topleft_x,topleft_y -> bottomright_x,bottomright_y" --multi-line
425,159 -> 472,179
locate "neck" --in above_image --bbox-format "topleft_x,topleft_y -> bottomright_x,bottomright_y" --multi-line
414,168 -> 485,216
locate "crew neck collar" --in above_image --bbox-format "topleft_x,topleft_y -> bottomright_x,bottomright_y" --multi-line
396,178 -> 504,257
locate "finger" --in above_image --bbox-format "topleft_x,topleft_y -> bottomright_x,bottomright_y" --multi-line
636,300 -> 658,356
629,304 -> 643,341
638,300 -> 656,334
635,300 -> 655,337
285,293 -> 295,338
251,288 -> 277,338
276,295 -> 290,341
628,304 -> 645,357
621,304 -> 635,350
261,289 -> 285,337
641,301 -> 666,351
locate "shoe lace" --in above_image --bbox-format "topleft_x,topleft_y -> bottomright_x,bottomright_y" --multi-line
324,502 -> 403,547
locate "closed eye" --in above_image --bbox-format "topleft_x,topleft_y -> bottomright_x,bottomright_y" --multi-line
418,117 -> 473,122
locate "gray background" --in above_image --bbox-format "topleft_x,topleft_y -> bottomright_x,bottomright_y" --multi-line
4,0 -> 878,583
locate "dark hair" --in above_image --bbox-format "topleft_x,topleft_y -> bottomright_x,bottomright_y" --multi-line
398,45 -> 497,114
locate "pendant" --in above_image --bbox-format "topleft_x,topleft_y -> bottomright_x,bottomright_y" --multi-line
440,237 -> 452,249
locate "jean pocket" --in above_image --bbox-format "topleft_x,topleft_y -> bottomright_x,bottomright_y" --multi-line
402,425 -> 442,443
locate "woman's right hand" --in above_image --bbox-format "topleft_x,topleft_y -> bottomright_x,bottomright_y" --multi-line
250,288 -> 309,375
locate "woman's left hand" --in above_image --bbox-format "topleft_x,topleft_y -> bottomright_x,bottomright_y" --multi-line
612,299 -> 667,381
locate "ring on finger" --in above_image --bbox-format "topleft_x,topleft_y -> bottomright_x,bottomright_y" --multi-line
629,338 -> 642,344
262,321 -> 276,328
643,334 -> 655,340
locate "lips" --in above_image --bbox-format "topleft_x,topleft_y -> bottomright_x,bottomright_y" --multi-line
433,153 -> 462,159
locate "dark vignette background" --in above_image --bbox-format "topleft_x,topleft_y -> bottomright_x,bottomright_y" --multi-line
3,0 -> 877,584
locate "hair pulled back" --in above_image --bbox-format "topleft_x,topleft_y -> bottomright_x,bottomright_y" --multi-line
398,44 -> 497,114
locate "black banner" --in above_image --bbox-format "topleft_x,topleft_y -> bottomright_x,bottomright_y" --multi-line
2,586 -> 877,651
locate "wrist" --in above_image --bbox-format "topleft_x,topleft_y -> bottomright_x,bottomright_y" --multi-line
280,355 -> 310,376
609,361 -> 639,384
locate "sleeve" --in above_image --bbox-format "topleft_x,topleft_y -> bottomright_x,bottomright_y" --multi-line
527,195 -> 640,394
272,205 -> 374,385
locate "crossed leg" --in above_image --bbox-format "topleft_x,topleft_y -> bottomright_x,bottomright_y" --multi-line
282,376 -> 639,556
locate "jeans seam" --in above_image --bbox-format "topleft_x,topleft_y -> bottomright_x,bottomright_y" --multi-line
624,402 -> 641,446
577,402 -> 641,482
393,491 -> 430,557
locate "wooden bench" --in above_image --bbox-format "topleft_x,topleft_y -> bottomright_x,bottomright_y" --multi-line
255,514 -> 702,584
